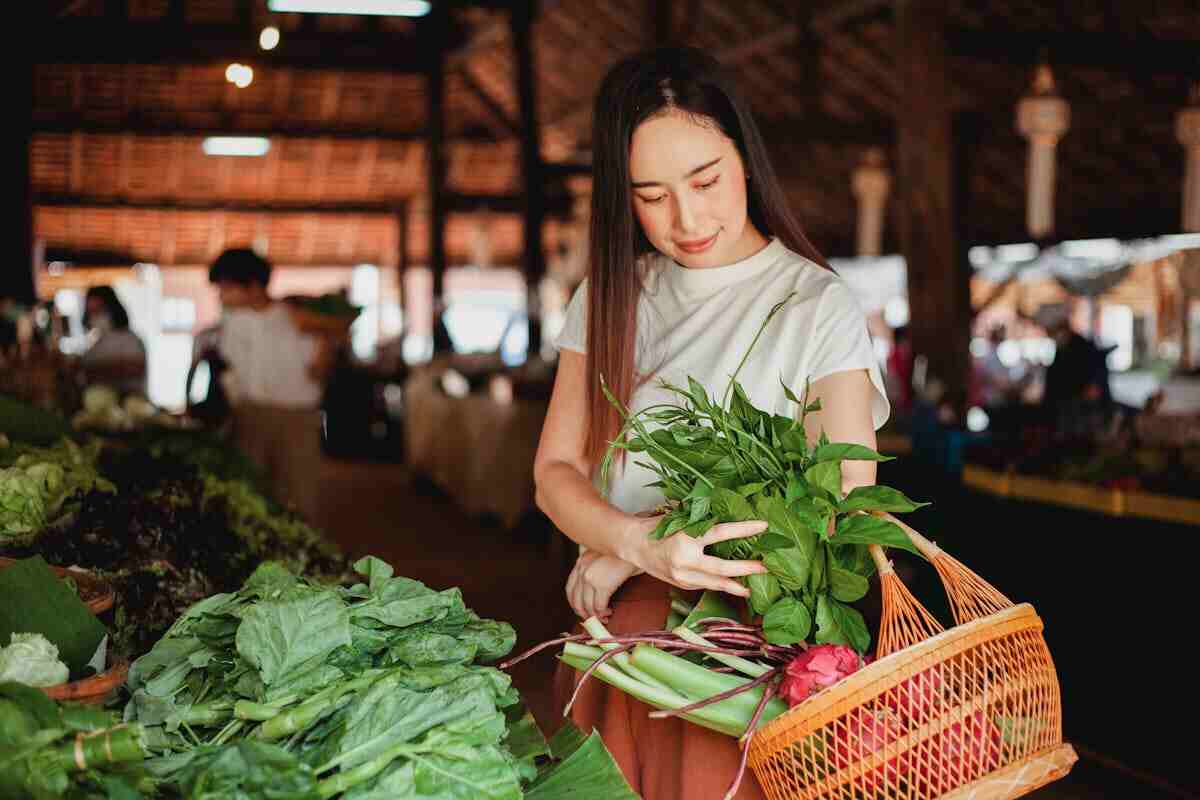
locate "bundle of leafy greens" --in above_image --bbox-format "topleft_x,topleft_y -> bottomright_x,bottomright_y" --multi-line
0,438 -> 114,542
126,558 -> 636,800
599,294 -> 927,652
0,681 -> 151,799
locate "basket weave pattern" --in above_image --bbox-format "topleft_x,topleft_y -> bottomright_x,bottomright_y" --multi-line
747,514 -> 1076,800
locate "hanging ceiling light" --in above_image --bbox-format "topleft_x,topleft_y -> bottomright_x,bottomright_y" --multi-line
1016,63 -> 1070,241
225,63 -> 254,88
851,147 -> 891,258
259,26 -> 281,50
267,0 -> 431,16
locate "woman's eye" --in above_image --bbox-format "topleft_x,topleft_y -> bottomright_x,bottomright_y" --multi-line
639,195 -> 667,205
696,177 -> 720,191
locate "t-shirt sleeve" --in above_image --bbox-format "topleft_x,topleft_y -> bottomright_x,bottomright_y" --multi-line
805,280 -> 891,431
554,278 -> 588,354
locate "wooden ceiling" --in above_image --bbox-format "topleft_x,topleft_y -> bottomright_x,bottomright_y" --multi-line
32,0 -> 1200,271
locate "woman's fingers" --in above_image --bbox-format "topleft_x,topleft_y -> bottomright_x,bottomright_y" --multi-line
699,520 -> 768,546
676,570 -> 751,598
699,555 -> 768,578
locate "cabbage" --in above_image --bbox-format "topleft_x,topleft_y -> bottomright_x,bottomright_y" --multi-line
0,633 -> 69,687
0,468 -> 47,536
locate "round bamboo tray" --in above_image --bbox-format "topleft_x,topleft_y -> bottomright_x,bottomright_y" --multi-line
41,660 -> 128,706
746,513 -> 1077,800
0,557 -> 114,615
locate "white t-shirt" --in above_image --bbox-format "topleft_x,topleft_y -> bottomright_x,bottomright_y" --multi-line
217,304 -> 322,410
555,238 -> 890,515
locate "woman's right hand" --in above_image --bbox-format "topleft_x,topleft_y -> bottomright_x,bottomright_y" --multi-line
621,516 -> 770,598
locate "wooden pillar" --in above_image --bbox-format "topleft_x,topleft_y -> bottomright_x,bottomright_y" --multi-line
6,58 -> 36,304
894,0 -> 969,413
511,0 -> 545,360
426,3 -> 449,351
654,0 -> 674,44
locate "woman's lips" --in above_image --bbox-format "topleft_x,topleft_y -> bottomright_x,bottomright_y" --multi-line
675,232 -> 718,255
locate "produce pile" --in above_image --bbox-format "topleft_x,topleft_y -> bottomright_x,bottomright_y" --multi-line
71,386 -> 190,434
0,399 -> 347,659
121,557 -> 638,799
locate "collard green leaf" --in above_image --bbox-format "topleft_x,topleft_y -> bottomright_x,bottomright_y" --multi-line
236,590 -> 352,686
174,741 -> 321,800
762,598 -> 812,645
829,566 -> 870,603
746,573 -> 782,616
804,461 -> 842,499
832,515 -> 922,557
353,588 -> 464,630
366,742 -> 523,800
838,485 -> 929,514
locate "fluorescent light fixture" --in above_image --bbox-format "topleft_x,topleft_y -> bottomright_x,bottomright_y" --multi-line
202,137 -> 271,157
267,0 -> 431,16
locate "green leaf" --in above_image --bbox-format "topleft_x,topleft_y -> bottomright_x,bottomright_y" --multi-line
815,596 -> 871,654
762,547 -> 810,592
780,378 -> 804,409
683,517 -> 717,538
812,443 -> 893,464
751,532 -> 795,552
736,481 -> 768,497
174,741 -> 321,800
762,598 -> 813,645
526,731 -> 639,800
689,496 -> 711,523
780,429 -> 809,457
235,590 -> 352,687
808,545 -> 826,593
785,473 -> 807,506
687,377 -> 712,414
710,488 -> 756,522
829,566 -> 870,603
353,588 -> 466,630
804,461 -> 841,499
679,590 -> 743,630
746,573 -> 782,616
833,515 -> 922,558
758,494 -> 816,563
838,486 -> 929,514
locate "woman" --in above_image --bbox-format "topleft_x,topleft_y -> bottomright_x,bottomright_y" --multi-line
534,47 -> 890,798
81,286 -> 147,396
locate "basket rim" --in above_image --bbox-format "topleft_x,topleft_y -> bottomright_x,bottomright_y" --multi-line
750,603 -> 1045,754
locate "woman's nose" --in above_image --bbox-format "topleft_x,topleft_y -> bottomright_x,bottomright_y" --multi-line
673,194 -> 699,234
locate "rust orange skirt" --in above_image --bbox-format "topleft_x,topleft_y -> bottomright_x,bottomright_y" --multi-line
552,574 -> 767,800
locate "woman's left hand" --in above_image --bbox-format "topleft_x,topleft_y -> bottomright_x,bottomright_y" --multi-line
565,550 -> 642,621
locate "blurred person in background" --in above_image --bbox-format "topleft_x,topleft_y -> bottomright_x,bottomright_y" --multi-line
80,286 -> 147,396
1036,303 -> 1114,439
207,248 -> 338,521
886,324 -> 915,418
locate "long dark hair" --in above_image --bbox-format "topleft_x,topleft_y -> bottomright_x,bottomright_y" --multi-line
84,285 -> 130,330
584,45 -> 830,468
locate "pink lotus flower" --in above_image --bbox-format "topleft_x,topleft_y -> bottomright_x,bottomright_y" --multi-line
779,644 -> 864,707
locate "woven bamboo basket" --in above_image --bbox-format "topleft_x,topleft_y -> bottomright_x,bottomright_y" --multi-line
747,513 -> 1076,800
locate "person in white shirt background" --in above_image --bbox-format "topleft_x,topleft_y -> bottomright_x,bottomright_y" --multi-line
207,248 -> 338,522
81,285 -> 148,397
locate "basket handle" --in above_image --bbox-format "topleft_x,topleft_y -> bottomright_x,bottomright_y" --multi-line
872,511 -> 1014,626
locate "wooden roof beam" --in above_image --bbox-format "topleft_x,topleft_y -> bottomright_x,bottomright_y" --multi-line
38,20 -> 471,73
31,117 -> 498,143
33,192 -> 576,218
947,27 -> 1200,79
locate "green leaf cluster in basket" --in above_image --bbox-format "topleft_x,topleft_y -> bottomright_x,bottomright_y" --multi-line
599,295 -> 927,654
124,557 -> 636,800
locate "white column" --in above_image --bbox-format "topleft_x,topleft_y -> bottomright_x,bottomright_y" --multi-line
1016,65 -> 1070,240
851,147 -> 891,257
1176,86 -> 1200,233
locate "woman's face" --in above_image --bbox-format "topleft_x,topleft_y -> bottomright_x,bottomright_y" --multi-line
628,109 -> 763,268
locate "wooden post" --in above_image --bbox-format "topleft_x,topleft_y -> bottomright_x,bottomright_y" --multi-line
426,4 -> 449,351
511,0 -> 545,360
894,0 -> 969,414
7,58 -> 36,304
654,0 -> 674,44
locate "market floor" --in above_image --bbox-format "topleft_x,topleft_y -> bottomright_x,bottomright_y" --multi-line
309,456 -> 1190,800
